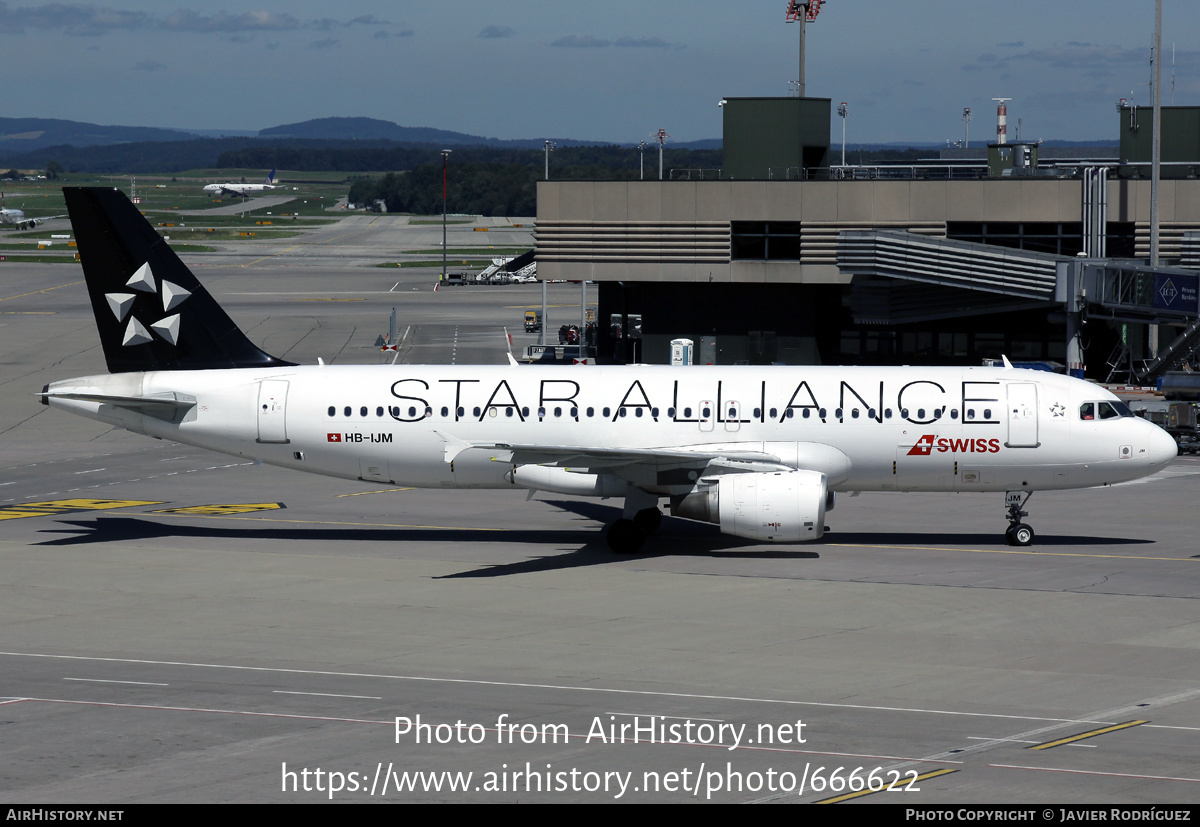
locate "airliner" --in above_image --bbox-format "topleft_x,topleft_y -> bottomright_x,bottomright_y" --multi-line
202,170 -> 279,197
1,192 -> 64,230
42,188 -> 1178,553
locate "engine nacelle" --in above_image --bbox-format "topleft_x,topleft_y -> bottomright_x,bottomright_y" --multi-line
670,469 -> 828,543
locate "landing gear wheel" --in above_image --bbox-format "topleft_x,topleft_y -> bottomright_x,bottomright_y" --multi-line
1008,523 -> 1034,546
606,519 -> 646,554
633,507 -> 663,536
1003,491 -> 1035,547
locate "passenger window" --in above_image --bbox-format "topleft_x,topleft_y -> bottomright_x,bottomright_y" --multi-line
441,407 -> 449,417
587,407 -> 595,417
769,408 -> 777,418
344,406 -> 351,417
360,406 -> 368,417
327,406 -> 335,417
683,407 -> 691,418
505,407 -> 514,417
408,406 -> 416,417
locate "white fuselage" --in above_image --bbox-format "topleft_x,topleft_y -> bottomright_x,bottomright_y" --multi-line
46,364 -> 1178,495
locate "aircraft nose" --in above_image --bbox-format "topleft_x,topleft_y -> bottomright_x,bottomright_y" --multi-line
1143,421 -> 1178,469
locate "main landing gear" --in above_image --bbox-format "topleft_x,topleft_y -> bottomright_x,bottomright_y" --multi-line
1004,491 -> 1034,546
605,489 -> 662,554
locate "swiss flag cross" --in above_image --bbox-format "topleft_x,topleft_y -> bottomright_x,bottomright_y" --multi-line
327,433 -> 342,443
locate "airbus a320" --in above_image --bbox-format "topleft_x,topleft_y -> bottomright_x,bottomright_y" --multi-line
43,188 -> 1177,552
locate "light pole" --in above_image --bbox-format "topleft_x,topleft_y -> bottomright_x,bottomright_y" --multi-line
441,149 -> 451,283
837,102 -> 848,166
655,128 -> 668,180
962,107 -> 971,149
543,140 -> 556,181
638,140 -> 646,180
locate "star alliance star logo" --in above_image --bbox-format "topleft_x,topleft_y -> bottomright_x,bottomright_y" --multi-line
105,262 -> 191,347
1050,402 -> 1065,418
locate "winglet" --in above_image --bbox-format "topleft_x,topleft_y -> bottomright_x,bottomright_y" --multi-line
1001,354 -> 1014,369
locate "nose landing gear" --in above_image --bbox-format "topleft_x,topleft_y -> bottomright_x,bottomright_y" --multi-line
1004,491 -> 1034,546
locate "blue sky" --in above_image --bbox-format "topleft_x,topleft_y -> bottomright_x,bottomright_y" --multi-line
1,1 -> 1195,144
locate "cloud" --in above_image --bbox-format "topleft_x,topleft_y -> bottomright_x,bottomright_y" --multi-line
0,2 -> 151,36
479,25 -> 513,39
614,36 -> 668,48
308,37 -> 338,50
1012,42 -> 1141,70
997,41 -> 1024,48
551,34 -> 610,48
347,15 -> 389,26
161,9 -> 300,33
132,59 -> 166,72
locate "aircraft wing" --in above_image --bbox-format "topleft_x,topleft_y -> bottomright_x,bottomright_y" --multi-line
435,432 -> 790,472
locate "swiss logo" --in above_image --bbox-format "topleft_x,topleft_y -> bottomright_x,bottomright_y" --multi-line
906,435 -> 936,456
327,433 -> 342,443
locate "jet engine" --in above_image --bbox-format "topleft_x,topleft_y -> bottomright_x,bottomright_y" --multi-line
670,469 -> 828,542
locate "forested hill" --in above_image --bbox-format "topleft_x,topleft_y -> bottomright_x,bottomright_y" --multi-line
346,146 -> 722,217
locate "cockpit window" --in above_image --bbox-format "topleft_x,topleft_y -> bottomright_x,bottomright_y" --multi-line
1081,400 -> 1133,421
1098,401 -> 1132,419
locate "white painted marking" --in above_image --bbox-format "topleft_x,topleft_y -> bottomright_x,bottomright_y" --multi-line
273,690 -> 383,700
991,763 -> 1200,784
64,678 -> 169,687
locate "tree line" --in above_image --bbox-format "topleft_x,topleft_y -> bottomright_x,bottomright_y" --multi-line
340,145 -> 723,216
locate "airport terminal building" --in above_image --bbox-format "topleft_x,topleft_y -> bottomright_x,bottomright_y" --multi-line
535,99 -> 1200,377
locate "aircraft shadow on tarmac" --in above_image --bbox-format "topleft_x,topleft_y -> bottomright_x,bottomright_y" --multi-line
35,496 -> 1150,580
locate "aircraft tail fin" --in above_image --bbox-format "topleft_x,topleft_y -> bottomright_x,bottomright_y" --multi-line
63,187 -> 295,374
266,169 -> 277,185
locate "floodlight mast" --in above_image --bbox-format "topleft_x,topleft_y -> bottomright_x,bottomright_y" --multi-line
441,149 -> 451,283
962,107 -> 971,149
655,129 -> 669,180
837,102 -> 848,166
785,1 -> 824,97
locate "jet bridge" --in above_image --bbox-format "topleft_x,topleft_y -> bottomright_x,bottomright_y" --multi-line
836,230 -> 1200,381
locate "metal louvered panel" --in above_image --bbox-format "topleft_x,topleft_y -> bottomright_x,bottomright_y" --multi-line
535,221 -> 731,264
837,230 -> 1064,300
